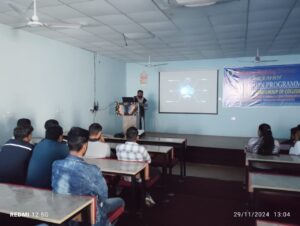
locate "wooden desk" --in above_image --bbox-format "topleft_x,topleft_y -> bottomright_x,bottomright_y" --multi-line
248,173 -> 300,193
85,158 -> 147,211
104,135 -> 187,177
107,143 -> 173,185
245,153 -> 300,191
85,158 -> 147,177
246,153 -> 300,167
256,220 -> 300,226
0,183 -> 94,225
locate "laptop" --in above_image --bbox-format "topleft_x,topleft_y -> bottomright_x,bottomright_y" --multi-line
122,97 -> 135,103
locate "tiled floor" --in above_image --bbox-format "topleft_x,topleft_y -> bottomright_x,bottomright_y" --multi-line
172,162 -> 245,182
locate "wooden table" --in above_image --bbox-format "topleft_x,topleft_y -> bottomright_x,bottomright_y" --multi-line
249,173 -> 300,221
85,158 -> 147,178
246,153 -> 300,167
107,143 -> 173,186
104,135 -> 187,177
256,220 -> 300,226
245,153 -> 300,187
85,158 -> 147,211
248,173 -> 300,193
0,183 -> 94,225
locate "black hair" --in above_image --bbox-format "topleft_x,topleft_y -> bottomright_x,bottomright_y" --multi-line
14,126 -> 34,141
126,126 -> 138,140
46,126 -> 63,141
89,123 -> 102,136
17,118 -> 31,127
257,123 -> 274,155
291,127 -> 298,138
44,119 -> 59,130
67,127 -> 89,152
137,90 -> 143,94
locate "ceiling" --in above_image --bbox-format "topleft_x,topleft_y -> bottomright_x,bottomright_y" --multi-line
0,0 -> 300,62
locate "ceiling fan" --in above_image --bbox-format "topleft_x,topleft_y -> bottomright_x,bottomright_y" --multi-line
7,0 -> 81,29
241,48 -> 278,63
140,56 -> 168,67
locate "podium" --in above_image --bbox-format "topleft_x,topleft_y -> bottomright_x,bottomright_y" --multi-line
116,100 -> 144,135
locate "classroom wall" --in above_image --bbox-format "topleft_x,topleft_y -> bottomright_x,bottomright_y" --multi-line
126,55 -> 300,138
94,55 -> 126,134
0,23 -> 126,144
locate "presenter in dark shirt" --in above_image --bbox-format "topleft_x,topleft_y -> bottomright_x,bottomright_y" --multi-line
134,90 -> 147,130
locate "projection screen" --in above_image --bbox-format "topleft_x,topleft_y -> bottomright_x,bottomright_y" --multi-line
159,70 -> 218,114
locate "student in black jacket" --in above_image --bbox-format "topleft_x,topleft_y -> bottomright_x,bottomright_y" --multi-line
0,125 -> 34,184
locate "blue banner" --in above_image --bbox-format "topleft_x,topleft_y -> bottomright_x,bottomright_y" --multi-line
223,64 -> 300,107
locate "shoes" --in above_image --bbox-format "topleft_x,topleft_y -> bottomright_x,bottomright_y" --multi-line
145,195 -> 156,207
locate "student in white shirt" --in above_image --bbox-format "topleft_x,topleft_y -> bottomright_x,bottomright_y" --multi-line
289,126 -> 300,155
245,123 -> 280,155
85,123 -> 111,158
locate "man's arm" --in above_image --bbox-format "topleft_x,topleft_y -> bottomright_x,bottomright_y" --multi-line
90,166 -> 108,201
142,147 -> 151,163
290,141 -> 300,155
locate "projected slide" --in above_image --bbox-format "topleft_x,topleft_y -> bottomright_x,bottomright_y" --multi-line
159,70 -> 218,114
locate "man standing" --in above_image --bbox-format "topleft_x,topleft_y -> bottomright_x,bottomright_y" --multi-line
134,90 -> 147,130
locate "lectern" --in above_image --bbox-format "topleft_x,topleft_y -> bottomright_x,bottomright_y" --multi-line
116,97 -> 143,134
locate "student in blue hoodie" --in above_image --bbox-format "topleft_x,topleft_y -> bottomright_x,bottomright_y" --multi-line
26,125 -> 68,189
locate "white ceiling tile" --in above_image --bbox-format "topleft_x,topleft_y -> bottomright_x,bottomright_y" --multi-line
209,13 -> 246,26
94,14 -> 133,25
141,21 -> 178,32
13,0 -> 62,8
106,0 -> 157,13
111,23 -> 146,33
60,0 -> 93,3
250,0 -> 296,11
69,0 -> 119,16
33,29 -> 68,39
0,2 -> 15,13
58,29 -> 100,42
83,25 -> 119,36
62,17 -> 102,26
0,0 -> 298,62
249,9 -> 289,23
206,0 -> 248,15
39,5 -> 85,19
128,10 -> 168,24
214,24 -> 246,34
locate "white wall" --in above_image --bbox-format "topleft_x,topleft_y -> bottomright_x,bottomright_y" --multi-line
94,55 -> 126,134
127,55 -> 300,139
0,23 -> 126,144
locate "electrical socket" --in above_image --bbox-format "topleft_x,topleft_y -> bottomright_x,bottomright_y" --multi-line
90,101 -> 99,113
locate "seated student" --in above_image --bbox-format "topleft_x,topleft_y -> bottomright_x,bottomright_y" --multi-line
12,118 -> 32,139
17,118 -> 32,127
245,123 -> 280,155
52,127 -> 124,226
0,126 -> 34,184
281,127 -> 297,145
116,126 -> 155,206
44,119 -> 59,130
86,123 -> 111,158
289,126 -> 300,155
26,126 -> 68,189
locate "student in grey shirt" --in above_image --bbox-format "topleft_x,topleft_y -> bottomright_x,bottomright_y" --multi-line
86,123 -> 111,158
